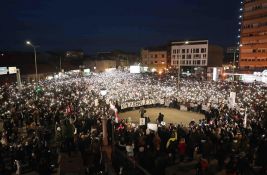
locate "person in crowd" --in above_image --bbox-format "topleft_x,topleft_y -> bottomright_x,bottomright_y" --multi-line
0,70 -> 266,175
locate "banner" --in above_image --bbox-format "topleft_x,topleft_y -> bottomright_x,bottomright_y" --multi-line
120,98 -> 165,110
147,123 -> 158,132
180,105 -> 188,111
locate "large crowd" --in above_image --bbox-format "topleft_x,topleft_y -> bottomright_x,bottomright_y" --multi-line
0,70 -> 266,175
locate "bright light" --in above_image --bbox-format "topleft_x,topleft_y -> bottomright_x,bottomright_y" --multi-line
94,67 -> 96,70
46,76 -> 53,80
185,41 -> 189,44
130,66 -> 141,73
158,71 -> 162,75
26,41 -> 31,45
151,68 -> 157,73
105,68 -> 116,72
240,44 -> 243,47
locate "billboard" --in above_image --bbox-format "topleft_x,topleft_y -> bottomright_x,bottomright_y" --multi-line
8,67 -> 17,74
130,65 -> 141,73
0,67 -> 8,75
84,68 -> 91,76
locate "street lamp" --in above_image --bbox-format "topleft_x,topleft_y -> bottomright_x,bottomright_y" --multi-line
26,41 -> 39,82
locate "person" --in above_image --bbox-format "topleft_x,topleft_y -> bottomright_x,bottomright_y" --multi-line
178,138 -> 186,162
157,113 -> 164,124
139,106 -> 146,118
62,119 -> 75,156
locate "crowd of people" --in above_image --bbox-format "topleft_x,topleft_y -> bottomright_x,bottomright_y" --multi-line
0,70 -> 266,175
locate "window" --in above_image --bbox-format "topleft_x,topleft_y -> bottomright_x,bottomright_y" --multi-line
155,54 -> 157,58
196,49 -> 199,53
155,61 -> 158,64
197,60 -> 200,64
201,48 -> 206,53
182,55 -> 185,59
253,49 -> 257,53
187,55 -> 191,59
182,49 -> 185,53
172,55 -> 175,58
193,49 -> 195,53
173,60 -> 175,65
187,49 -> 189,53
173,50 -> 176,54
202,60 -> 206,65
189,61 -> 191,64
162,54 -> 165,58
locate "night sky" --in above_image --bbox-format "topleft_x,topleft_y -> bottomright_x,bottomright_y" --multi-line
0,0 -> 241,54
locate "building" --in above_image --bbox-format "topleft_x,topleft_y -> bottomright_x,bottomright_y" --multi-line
141,46 -> 168,72
240,0 -> 267,70
83,50 -> 138,72
65,50 -> 84,59
171,40 -> 209,69
170,40 -> 223,76
225,46 -> 240,64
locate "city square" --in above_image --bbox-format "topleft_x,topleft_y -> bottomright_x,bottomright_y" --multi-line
1,0 -> 267,175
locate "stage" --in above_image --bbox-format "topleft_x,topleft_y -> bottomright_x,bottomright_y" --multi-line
118,107 -> 205,125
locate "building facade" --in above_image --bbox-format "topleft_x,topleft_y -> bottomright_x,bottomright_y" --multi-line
141,48 -> 168,72
240,0 -> 267,70
171,40 -> 208,68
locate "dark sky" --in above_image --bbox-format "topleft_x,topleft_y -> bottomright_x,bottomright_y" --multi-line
0,0 -> 241,54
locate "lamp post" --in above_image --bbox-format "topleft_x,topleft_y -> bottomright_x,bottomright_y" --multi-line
26,41 -> 39,82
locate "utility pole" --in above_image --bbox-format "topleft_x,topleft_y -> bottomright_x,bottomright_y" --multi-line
59,56 -> 62,72
16,68 -> 22,90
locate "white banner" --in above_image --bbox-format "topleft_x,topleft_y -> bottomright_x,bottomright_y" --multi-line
147,123 -> 158,132
180,105 -> 188,111
120,98 -> 165,109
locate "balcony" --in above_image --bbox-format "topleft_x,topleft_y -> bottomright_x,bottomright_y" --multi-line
242,25 -> 267,34
244,0 -> 267,7
239,60 -> 267,67
243,15 -> 267,24
241,34 -> 267,42
241,43 -> 267,49
244,7 -> 267,18
240,52 -> 267,58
